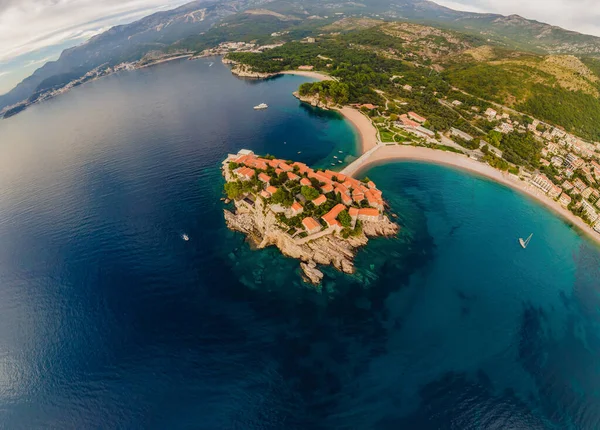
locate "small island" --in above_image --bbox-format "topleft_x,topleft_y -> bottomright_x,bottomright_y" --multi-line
222,150 -> 399,284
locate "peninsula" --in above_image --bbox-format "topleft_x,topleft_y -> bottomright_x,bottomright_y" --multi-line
222,150 -> 398,284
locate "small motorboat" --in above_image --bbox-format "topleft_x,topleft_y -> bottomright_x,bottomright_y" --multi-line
182,234 -> 190,241
254,103 -> 268,110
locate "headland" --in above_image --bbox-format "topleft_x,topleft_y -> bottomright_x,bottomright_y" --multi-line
221,149 -> 398,284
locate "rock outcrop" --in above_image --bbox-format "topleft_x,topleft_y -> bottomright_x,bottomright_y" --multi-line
222,57 -> 279,79
224,197 -> 398,285
292,92 -> 338,110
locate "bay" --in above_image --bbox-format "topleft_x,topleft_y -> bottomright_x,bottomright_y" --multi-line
0,58 -> 599,429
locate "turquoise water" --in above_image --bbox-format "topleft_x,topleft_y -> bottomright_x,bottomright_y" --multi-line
0,57 -> 599,428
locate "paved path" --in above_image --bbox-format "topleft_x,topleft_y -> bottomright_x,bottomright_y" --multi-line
340,144 -> 383,177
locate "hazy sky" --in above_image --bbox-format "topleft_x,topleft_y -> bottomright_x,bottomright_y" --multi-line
1,0 -> 600,95
0,0 -> 187,95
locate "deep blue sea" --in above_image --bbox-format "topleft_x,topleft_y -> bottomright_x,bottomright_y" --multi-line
1,58 -> 600,429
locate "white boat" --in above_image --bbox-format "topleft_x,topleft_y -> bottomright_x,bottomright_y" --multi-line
333,156 -> 338,159
182,234 -> 189,241
209,62 -> 214,67
338,150 -> 343,153
519,233 -> 532,249
254,103 -> 268,110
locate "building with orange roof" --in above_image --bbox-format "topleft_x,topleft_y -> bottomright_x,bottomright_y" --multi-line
287,172 -> 300,181
265,186 -> 278,196
293,162 -> 310,175
408,111 -> 427,124
300,177 -> 311,186
365,190 -> 383,210
352,191 -> 365,203
279,162 -> 293,172
334,184 -> 350,196
290,201 -> 303,217
335,173 -> 347,182
322,203 -> 346,229
349,207 -> 359,228
340,193 -> 352,206
234,166 -> 256,181
268,159 -> 280,168
358,208 -> 380,221
367,181 -> 376,189
313,195 -> 327,206
275,168 -> 283,175
258,173 -> 271,183
302,217 -> 322,235
321,183 -> 334,194
260,190 -> 271,199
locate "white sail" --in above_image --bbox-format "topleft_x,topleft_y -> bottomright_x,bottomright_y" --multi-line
519,233 -> 533,249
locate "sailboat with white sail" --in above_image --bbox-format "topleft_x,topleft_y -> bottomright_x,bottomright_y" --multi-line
519,233 -> 533,249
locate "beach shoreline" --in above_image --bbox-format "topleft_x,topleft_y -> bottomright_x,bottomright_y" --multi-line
284,70 -> 600,246
356,145 -> 600,247
283,70 -> 377,153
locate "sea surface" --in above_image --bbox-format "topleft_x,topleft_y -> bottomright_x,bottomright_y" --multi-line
1,58 -> 600,429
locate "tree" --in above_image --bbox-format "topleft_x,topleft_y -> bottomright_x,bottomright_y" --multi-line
301,186 -> 320,201
271,189 -> 293,207
338,210 -> 352,228
224,182 -> 243,200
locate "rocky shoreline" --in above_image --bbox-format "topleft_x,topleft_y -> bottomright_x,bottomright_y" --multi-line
222,57 -> 280,79
223,198 -> 397,284
292,92 -> 338,110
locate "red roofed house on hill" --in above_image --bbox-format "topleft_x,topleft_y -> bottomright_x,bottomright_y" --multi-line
258,173 -> 271,184
302,217 -> 321,235
358,208 -> 380,222
313,194 -> 327,206
300,177 -> 311,186
290,201 -> 303,217
265,186 -> 278,196
408,112 -> 427,124
287,172 -> 300,181
322,204 -> 346,229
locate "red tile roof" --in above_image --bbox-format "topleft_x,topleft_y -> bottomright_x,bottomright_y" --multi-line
300,178 -> 311,186
341,193 -> 352,205
291,201 -> 303,212
266,186 -> 278,195
287,172 -> 300,181
349,207 -> 359,217
313,195 -> 327,206
302,217 -> 321,232
322,203 -> 346,228
321,183 -> 334,194
258,173 -> 271,182
279,162 -> 293,172
408,111 -> 427,123
358,208 -> 379,217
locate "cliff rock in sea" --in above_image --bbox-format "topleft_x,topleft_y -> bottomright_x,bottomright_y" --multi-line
292,92 -> 338,110
222,57 -> 279,79
223,197 -> 398,285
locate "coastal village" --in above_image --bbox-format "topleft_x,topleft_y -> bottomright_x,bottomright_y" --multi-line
370,103 -> 600,235
221,149 -> 398,284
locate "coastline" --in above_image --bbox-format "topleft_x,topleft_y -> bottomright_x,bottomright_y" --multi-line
355,145 -> 600,247
283,70 -> 377,153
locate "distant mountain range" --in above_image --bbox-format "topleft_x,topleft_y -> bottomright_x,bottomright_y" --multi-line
3,0 -> 600,112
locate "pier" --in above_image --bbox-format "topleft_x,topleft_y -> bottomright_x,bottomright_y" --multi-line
340,144 -> 383,178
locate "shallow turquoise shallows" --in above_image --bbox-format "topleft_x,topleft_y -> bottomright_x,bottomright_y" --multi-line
0,57 -> 599,429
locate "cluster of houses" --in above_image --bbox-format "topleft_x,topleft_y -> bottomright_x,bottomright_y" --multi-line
532,144 -> 600,232
226,150 -> 385,237
395,111 -> 436,140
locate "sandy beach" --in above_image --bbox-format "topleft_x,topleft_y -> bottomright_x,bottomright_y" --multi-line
284,70 -> 600,245
280,70 -> 334,81
356,145 -> 600,246
284,71 -> 377,152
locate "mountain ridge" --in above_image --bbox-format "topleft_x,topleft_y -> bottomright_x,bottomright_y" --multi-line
4,0 -> 600,112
